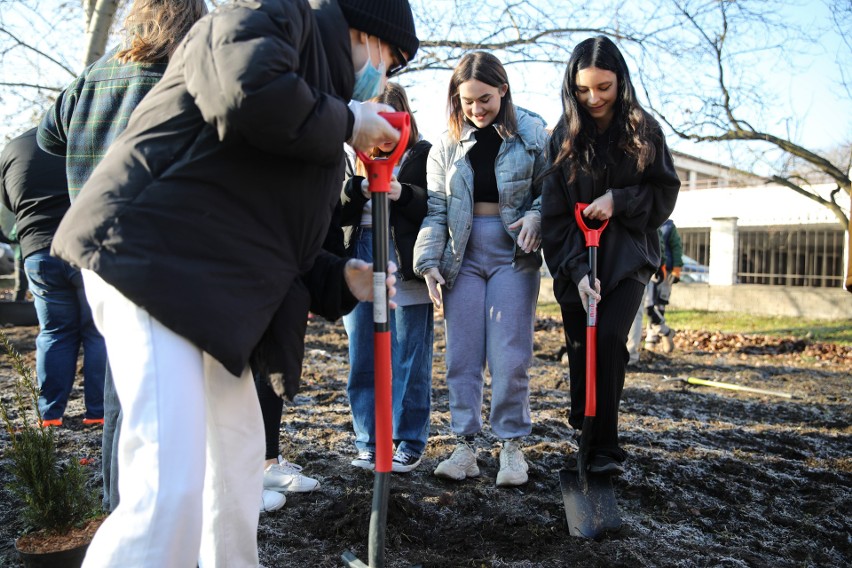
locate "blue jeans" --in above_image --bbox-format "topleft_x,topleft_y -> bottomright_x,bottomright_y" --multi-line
25,250 -> 106,420
343,228 -> 434,457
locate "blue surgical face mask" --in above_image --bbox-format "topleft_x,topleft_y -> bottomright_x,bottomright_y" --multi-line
352,38 -> 386,102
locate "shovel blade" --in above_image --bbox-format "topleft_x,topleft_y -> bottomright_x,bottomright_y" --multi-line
559,469 -> 622,539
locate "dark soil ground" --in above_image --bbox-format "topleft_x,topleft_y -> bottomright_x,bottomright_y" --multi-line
1,309 -> 850,567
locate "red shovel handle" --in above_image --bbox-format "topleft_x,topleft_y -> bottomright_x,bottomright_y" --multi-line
355,112 -> 411,193
574,203 -> 608,248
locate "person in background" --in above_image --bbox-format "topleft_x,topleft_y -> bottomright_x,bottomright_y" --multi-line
0,128 -> 105,427
627,218 -> 683,363
541,36 -> 680,475
48,0 -> 419,565
37,0 -> 207,514
341,82 -> 433,473
414,51 -> 547,487
0,207 -> 28,301
252,216 -> 347,507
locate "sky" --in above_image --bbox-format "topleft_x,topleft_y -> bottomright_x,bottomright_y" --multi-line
0,0 -> 849,175
397,1 -> 852,174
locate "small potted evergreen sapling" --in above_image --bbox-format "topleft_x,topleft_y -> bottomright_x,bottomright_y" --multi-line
0,332 -> 103,568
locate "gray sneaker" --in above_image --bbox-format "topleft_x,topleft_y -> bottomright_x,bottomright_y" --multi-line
659,328 -> 675,353
496,440 -> 529,487
263,455 -> 320,493
433,443 -> 479,480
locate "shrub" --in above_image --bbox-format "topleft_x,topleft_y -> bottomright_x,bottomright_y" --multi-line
0,331 -> 99,535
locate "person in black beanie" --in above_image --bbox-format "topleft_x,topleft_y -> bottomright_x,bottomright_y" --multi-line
48,1 -> 419,566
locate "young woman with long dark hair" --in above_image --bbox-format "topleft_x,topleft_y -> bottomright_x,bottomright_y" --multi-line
541,36 -> 680,474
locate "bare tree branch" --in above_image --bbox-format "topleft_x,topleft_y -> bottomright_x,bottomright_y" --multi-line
0,26 -> 76,76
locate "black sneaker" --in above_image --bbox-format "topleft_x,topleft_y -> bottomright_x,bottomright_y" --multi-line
391,449 -> 422,473
351,450 -> 375,471
588,454 -> 624,476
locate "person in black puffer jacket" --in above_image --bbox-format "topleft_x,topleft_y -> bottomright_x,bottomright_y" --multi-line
48,1 -> 420,565
340,82 -> 433,474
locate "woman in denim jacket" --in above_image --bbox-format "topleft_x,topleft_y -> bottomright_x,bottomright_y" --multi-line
413,51 -> 547,487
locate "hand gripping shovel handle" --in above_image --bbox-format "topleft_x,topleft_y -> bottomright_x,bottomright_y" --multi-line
343,112 -> 410,568
574,203 -> 608,488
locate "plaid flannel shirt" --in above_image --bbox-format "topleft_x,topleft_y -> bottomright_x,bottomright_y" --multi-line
37,46 -> 167,201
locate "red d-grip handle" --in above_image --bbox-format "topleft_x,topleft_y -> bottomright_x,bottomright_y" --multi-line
355,112 -> 411,193
574,202 -> 608,248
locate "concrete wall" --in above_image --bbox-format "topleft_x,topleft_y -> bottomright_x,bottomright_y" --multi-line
538,277 -> 852,321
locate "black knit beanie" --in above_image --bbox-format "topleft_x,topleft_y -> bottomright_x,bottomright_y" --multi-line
338,0 -> 419,60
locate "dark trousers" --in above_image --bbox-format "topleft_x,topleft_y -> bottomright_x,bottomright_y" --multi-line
560,278 -> 644,460
255,371 -> 284,460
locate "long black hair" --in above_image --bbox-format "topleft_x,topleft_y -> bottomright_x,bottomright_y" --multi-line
550,36 -> 656,183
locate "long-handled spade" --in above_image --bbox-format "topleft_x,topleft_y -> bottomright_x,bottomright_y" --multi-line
558,202 -> 621,539
342,112 -> 412,568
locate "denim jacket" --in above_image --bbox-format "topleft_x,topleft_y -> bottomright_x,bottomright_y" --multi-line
413,106 -> 547,288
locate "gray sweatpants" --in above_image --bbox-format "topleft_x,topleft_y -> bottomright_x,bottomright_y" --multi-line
442,215 -> 540,439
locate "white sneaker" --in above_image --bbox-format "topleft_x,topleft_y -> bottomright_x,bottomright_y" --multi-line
434,443 -> 479,480
391,449 -> 422,473
264,456 -> 320,493
496,440 -> 529,487
260,489 -> 286,513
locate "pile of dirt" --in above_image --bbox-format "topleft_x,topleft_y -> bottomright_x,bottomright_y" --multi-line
1,314 -> 850,567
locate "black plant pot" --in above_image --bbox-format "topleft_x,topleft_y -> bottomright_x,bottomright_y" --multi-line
15,540 -> 89,568
0,300 -> 37,326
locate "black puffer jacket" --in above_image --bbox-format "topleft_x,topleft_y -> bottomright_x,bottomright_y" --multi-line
541,115 -> 681,307
52,0 -> 357,377
340,139 -> 431,281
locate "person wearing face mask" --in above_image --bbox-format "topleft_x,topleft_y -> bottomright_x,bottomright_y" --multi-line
47,0 -> 419,566
413,52 -> 547,488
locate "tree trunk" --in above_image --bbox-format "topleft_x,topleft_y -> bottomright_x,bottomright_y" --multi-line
82,0 -> 120,67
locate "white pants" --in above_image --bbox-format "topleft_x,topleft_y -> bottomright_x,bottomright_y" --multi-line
81,271 -> 264,568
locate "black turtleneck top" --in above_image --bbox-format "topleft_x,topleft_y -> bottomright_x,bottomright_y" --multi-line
468,125 -> 502,203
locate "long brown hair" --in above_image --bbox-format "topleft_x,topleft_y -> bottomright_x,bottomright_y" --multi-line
447,51 -> 517,142
115,0 -> 207,64
355,82 -> 420,176
550,36 -> 656,183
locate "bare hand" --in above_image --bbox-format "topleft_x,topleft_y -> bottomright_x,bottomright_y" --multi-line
577,274 -> 601,313
360,175 -> 402,201
344,259 -> 398,309
423,267 -> 445,309
388,175 -> 402,201
507,211 -> 541,253
582,192 -> 614,221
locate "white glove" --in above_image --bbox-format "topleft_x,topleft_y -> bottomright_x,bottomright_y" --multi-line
348,101 -> 399,153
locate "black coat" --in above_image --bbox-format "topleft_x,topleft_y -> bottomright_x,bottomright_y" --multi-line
340,139 -> 431,281
51,0 -> 357,377
541,116 -> 681,307
0,129 -> 70,259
